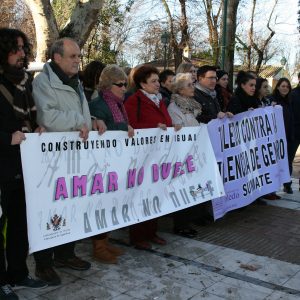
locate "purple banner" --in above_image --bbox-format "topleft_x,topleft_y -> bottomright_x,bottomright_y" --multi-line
207,106 -> 290,220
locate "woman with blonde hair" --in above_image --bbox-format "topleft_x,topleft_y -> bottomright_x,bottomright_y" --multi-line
176,62 -> 197,83
89,64 -> 134,263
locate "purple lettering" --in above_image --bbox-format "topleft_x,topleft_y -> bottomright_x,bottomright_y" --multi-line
91,173 -> 104,194
161,163 -> 171,179
73,175 -> 87,197
173,162 -> 184,178
186,155 -> 195,172
137,167 -> 144,185
152,164 -> 159,182
55,177 -> 68,200
127,169 -> 136,188
108,172 -> 118,192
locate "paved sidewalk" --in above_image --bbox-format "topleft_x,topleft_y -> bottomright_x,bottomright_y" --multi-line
14,152 -> 300,300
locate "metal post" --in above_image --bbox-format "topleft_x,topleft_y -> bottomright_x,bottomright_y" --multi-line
163,44 -> 167,70
161,31 -> 170,70
221,0 -> 228,69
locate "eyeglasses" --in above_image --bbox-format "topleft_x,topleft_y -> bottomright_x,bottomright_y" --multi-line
112,82 -> 127,88
204,77 -> 217,80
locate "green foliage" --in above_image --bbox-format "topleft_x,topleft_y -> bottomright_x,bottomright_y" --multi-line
51,0 -> 76,30
83,0 -> 126,64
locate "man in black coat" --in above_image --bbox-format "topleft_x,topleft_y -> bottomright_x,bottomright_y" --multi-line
194,65 -> 226,124
0,28 -> 47,300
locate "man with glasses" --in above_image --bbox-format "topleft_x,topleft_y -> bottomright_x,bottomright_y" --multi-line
32,38 -> 106,286
194,65 -> 226,124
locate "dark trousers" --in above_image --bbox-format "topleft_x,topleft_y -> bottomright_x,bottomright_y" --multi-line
129,220 -> 157,244
284,139 -> 300,187
33,242 -> 76,268
0,181 -> 29,285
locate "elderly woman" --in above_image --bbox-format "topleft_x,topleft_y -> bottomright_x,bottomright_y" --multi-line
89,65 -> 133,264
168,73 -> 202,126
167,73 -> 203,237
125,65 -> 172,250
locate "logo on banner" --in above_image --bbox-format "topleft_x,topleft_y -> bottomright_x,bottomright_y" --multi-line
190,181 -> 214,198
47,214 -> 66,231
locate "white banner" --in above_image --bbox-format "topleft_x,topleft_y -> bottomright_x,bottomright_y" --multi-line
21,126 -> 224,253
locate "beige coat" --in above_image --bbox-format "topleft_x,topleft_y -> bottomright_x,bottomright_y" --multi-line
32,63 -> 92,132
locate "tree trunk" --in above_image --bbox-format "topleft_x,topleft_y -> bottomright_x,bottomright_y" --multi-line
60,0 -> 105,48
224,0 -> 240,90
25,0 -> 104,62
24,0 -> 59,62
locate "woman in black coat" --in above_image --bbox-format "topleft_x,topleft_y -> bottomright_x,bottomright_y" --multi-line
227,71 -> 259,114
270,78 -> 294,194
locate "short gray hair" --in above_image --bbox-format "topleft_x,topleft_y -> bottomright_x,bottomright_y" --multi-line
98,64 -> 127,91
171,73 -> 193,94
49,37 -> 78,60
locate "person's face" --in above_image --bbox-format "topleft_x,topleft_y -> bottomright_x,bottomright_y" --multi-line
179,78 -> 194,98
161,75 -> 174,92
54,40 -> 81,77
141,73 -> 160,94
259,81 -> 269,98
189,66 -> 197,82
198,71 -> 217,90
241,79 -> 256,96
8,37 -> 25,69
217,74 -> 229,89
277,81 -> 290,97
110,80 -> 127,99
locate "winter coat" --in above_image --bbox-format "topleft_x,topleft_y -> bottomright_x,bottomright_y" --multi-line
270,94 -> 294,142
194,88 -> 220,124
227,87 -> 259,115
89,94 -> 128,131
0,75 -> 25,183
124,89 -> 172,129
167,101 -> 199,127
290,86 -> 300,140
159,86 -> 172,107
32,63 -> 92,132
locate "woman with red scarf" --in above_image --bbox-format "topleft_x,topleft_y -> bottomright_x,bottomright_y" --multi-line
125,65 -> 172,250
89,65 -> 134,263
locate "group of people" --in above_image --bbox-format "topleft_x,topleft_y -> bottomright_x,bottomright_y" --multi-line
0,27 -> 299,300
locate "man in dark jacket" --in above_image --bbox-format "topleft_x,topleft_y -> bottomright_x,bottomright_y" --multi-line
194,65 -> 226,124
0,28 -> 47,300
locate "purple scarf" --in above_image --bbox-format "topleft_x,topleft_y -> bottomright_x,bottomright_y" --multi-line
102,89 -> 128,123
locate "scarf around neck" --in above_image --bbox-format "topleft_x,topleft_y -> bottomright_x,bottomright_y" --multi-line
195,82 -> 217,99
50,61 -> 80,95
0,68 -> 36,132
102,89 -> 128,124
171,93 -> 202,117
140,89 -> 162,107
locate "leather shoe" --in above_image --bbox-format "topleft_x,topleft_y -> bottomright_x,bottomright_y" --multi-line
134,241 -> 152,250
35,266 -> 61,286
151,235 -> 166,245
283,186 -> 293,194
54,256 -> 91,271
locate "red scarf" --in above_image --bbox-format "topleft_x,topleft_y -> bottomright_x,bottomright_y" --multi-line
102,89 -> 128,123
